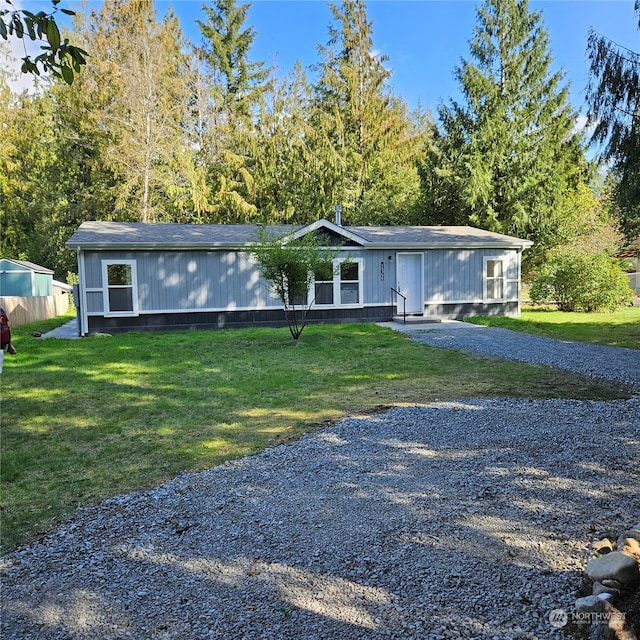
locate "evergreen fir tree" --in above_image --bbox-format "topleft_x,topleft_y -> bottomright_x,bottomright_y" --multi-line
197,0 -> 269,122
253,62 -> 320,224
312,0 -> 423,224
419,0 -> 590,268
195,0 -> 271,222
586,1 -> 640,240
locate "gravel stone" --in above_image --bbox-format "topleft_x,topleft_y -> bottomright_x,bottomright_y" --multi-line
2,326 -> 639,639
402,323 -> 640,390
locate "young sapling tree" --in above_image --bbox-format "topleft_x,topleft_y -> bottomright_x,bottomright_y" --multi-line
252,228 -> 343,339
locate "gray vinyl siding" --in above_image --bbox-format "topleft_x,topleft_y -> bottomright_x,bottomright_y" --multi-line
82,250 -> 278,314
136,250 -> 273,311
424,249 -> 519,302
359,249 -> 394,306
86,291 -> 103,313
81,246 -> 522,316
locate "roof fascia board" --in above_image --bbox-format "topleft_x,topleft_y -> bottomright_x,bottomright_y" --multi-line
0,258 -> 24,268
67,239 -> 533,251
366,240 -> 534,250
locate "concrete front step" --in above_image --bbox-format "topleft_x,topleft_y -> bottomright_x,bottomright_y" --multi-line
392,316 -> 442,324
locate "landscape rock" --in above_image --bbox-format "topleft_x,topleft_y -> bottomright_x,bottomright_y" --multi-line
594,539 -> 615,555
597,602 -> 636,640
602,579 -> 624,590
617,529 -> 640,547
592,582 -> 621,598
619,538 -> 640,562
575,595 -> 602,614
586,552 -> 640,587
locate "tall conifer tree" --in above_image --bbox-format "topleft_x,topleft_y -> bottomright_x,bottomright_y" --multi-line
420,0 -> 589,267
0,83 -> 55,264
198,0 -> 268,121
312,0 -> 423,224
196,0 -> 270,222
253,62 -> 321,223
1,20 -> 120,277
586,1 -> 640,239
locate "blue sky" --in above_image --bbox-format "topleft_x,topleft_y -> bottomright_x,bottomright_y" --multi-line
5,0 -> 638,118
160,0 -> 639,117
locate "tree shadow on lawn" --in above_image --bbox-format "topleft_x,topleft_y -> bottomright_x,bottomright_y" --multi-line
0,324 -> 634,553
2,398 -> 638,639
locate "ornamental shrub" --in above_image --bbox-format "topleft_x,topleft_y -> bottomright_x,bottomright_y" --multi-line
530,251 -> 634,312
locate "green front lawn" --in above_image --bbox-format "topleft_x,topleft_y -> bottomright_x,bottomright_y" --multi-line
0,319 -> 630,553
465,306 -> 640,349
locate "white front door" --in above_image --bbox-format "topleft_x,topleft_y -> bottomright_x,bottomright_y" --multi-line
397,253 -> 423,314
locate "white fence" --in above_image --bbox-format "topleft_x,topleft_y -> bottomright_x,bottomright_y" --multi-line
0,294 -> 71,327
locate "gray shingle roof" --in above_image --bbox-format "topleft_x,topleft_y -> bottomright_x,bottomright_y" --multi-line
65,221 -> 295,248
0,258 -> 54,274
349,225 -> 531,247
66,220 -> 532,250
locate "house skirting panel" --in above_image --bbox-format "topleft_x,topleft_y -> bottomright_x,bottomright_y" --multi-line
86,305 -> 395,335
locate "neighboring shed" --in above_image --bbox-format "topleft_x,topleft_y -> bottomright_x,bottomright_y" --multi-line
66,219 -> 533,336
0,258 -> 55,297
53,280 -> 73,296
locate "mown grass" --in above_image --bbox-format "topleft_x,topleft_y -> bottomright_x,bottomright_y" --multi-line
0,318 -> 631,553
464,306 -> 640,349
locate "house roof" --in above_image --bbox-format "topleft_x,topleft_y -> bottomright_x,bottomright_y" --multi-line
349,225 -> 533,248
66,222 -> 295,249
53,280 -> 73,291
66,219 -> 533,251
0,258 -> 54,274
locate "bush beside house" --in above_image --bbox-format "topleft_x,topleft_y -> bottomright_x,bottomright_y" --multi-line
530,251 -> 634,312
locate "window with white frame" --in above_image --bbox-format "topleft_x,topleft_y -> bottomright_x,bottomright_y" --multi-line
484,257 -> 505,300
313,258 -> 362,306
339,261 -> 360,304
102,260 -> 138,315
313,263 -> 334,305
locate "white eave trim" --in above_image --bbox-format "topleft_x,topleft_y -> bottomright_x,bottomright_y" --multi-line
288,219 -> 368,245
66,240 -> 533,251
365,241 -> 534,250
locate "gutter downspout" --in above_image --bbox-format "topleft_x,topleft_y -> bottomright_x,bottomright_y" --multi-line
77,247 -> 88,336
517,248 -> 522,317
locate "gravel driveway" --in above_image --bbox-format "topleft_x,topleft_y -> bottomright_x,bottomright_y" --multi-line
2,325 -> 639,640
396,321 -> 640,390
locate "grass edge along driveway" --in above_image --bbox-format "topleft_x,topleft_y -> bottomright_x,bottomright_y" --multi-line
0,320 -> 633,553
465,306 -> 640,350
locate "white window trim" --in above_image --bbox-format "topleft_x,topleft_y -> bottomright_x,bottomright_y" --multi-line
311,257 -> 364,308
102,259 -> 139,317
483,256 -> 506,301
336,257 -> 363,307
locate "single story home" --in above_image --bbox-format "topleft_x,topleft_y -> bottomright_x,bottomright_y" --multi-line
0,258 -> 55,297
65,219 -> 533,336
